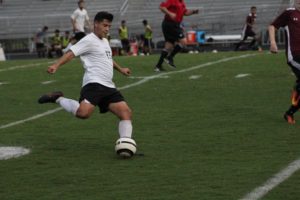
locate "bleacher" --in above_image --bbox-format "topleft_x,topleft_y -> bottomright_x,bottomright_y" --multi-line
0,0 -> 291,53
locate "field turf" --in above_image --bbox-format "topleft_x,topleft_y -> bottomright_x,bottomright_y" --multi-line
0,51 -> 300,200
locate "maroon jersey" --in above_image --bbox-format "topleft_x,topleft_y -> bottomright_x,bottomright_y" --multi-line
160,0 -> 187,23
246,13 -> 256,31
271,8 -> 300,57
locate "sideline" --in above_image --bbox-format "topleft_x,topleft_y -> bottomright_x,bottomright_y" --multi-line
0,61 -> 53,73
239,158 -> 300,200
0,54 -> 256,130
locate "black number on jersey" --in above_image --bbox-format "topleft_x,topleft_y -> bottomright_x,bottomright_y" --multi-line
105,51 -> 112,59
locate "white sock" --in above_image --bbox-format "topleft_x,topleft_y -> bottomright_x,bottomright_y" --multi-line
56,97 -> 79,116
118,120 -> 132,138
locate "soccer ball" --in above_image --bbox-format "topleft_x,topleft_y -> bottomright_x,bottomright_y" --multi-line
115,138 -> 137,158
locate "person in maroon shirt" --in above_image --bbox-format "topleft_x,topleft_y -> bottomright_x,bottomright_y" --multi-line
235,6 -> 259,51
269,0 -> 300,124
154,0 -> 198,72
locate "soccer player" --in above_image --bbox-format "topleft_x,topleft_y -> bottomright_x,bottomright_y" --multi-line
269,0 -> 300,124
38,12 -> 135,145
71,0 -> 91,33
235,6 -> 260,51
154,0 -> 199,72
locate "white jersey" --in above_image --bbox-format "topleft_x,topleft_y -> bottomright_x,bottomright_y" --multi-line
71,8 -> 89,32
70,33 -> 115,88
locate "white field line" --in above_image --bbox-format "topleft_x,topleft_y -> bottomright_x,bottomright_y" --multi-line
235,73 -> 251,78
189,75 -> 202,80
0,146 -> 31,160
0,61 -> 54,73
129,75 -> 169,79
41,80 -> 57,85
0,54 -> 256,130
0,107 -> 63,129
239,158 -> 300,200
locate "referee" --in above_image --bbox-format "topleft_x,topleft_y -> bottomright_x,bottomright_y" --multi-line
155,0 -> 198,72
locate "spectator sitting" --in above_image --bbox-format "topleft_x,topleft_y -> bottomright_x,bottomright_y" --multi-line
48,29 -> 63,58
62,32 -> 86,53
62,31 -> 71,49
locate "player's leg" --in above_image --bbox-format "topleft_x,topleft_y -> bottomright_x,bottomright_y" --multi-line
75,100 -> 95,119
164,24 -> 185,68
165,37 -> 186,68
109,101 -> 133,138
247,31 -> 257,49
284,65 -> 300,124
155,41 -> 173,71
38,91 -> 94,118
235,28 -> 247,51
58,96 -> 95,119
155,20 -> 175,71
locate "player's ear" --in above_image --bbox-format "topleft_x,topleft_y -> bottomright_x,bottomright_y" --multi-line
94,21 -> 99,29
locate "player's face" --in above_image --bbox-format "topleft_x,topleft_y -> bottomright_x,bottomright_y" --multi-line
94,19 -> 112,39
78,2 -> 84,9
251,8 -> 256,14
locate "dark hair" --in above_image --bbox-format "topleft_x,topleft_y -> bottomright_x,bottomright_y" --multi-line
78,0 -> 84,5
251,6 -> 256,10
121,20 -> 126,24
142,19 -> 147,25
94,11 -> 114,22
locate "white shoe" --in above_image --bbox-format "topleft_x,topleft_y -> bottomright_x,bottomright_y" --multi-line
154,67 -> 161,72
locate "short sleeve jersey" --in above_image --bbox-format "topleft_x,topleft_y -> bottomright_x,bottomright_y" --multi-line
70,33 -> 115,88
160,0 -> 187,23
71,8 -> 89,32
271,8 -> 300,56
246,13 -> 256,30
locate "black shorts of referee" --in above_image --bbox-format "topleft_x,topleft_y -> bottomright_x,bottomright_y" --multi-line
162,19 -> 185,44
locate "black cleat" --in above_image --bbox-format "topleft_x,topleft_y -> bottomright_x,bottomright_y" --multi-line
38,91 -> 63,104
164,57 -> 176,68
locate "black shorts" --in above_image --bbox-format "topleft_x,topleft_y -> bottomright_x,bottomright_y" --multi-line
121,39 -> 130,52
36,43 -> 45,50
242,28 -> 256,40
162,19 -> 184,43
144,38 -> 152,47
79,83 -> 125,113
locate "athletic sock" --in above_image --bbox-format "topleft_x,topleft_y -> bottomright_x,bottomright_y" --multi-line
56,97 -> 79,116
118,120 -> 132,138
156,49 -> 168,68
168,44 -> 182,59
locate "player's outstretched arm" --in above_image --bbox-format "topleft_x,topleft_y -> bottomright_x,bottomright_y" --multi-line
113,60 -> 131,76
185,9 -> 199,16
268,25 -> 278,54
47,51 -> 75,74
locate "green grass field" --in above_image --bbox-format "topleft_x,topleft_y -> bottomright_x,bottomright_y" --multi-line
0,52 -> 300,200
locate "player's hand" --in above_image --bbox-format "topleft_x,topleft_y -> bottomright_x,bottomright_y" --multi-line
47,64 -> 58,74
270,43 -> 278,54
193,9 -> 199,14
120,68 -> 131,76
169,12 -> 176,20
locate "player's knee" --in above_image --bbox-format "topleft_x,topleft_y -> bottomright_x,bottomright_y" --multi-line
119,108 -> 132,120
76,110 -> 91,119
